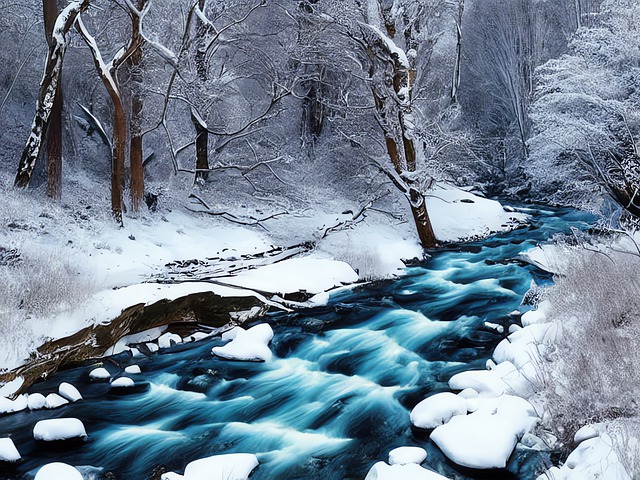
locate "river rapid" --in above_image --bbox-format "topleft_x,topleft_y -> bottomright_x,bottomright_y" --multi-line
0,207 -> 593,480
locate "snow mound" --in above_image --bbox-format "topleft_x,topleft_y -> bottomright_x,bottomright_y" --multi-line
58,382 -> 82,402
125,365 -> 141,374
427,183 -> 528,242
410,392 -> 467,429
364,461 -> 448,480
0,394 -> 28,414
162,453 -> 259,480
34,462 -> 83,480
28,393 -> 46,410
0,437 -> 21,462
89,367 -> 111,381
33,418 -> 87,441
431,410 -> 518,469
45,393 -> 68,409
158,332 -> 182,349
212,324 -> 274,362
111,377 -> 135,388
388,446 -> 427,465
0,377 -> 24,398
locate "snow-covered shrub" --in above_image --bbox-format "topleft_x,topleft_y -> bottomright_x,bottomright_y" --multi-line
537,246 -> 640,448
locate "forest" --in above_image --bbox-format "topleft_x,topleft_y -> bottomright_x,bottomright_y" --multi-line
0,0 -> 639,479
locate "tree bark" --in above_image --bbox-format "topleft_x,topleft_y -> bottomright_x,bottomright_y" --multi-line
14,0 -> 89,189
128,3 -> 145,212
43,0 -> 63,200
191,107 -> 209,181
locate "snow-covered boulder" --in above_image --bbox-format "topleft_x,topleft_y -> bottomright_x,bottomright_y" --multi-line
33,418 -> 87,442
0,438 -> 21,462
158,332 -> 182,349
58,382 -> 82,402
34,462 -> 83,480
125,365 -> 141,374
410,392 -> 467,429
364,461 -> 448,480
45,393 -> 69,409
212,324 -> 274,362
162,453 -> 259,480
431,410 -> 518,469
521,300 -> 552,326
111,377 -> 135,388
89,367 -> 111,381
388,446 -> 427,466
448,369 -> 508,397
28,393 -> 46,410
0,394 -> 28,414
0,377 -> 24,398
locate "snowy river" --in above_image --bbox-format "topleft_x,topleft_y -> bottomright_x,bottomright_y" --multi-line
0,207 -> 593,479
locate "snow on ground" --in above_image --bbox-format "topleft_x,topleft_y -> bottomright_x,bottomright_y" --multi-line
427,183 -> 527,242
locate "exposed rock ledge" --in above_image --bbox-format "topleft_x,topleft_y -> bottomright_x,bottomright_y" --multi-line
0,291 -> 270,396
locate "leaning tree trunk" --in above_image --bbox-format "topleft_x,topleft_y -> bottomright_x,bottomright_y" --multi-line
76,17 -> 125,224
43,0 -> 63,200
14,0 -> 89,188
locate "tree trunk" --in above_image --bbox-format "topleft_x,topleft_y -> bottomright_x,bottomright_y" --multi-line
191,107 -> 209,181
15,0 -> 89,188
128,19 -> 144,212
43,0 -> 63,200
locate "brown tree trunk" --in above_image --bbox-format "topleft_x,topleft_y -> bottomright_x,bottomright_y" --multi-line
43,0 -> 63,200
112,101 -> 126,224
128,26 -> 144,212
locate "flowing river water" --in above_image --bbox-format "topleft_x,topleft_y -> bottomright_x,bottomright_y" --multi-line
0,207 -> 594,480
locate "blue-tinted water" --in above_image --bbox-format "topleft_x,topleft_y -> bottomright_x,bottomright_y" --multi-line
0,207 -> 593,480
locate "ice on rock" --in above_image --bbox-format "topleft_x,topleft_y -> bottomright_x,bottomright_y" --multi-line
410,392 -> 467,429
212,324 -> 274,362
431,410 -> 519,469
0,394 -> 28,414
125,365 -> 141,374
158,332 -> 182,349
34,462 -> 83,480
388,446 -> 427,465
111,377 -> 135,387
28,393 -> 46,410
45,393 -> 69,409
0,438 -> 21,462
33,418 -> 87,441
58,382 -> 82,402
89,367 -> 111,381
163,453 -> 259,480
364,461 -> 449,480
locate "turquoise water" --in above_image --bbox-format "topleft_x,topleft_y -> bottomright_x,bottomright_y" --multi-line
0,207 -> 593,479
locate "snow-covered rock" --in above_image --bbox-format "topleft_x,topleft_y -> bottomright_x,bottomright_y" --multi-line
125,365 -> 141,374
448,369 -> 508,397
0,394 -> 28,414
0,438 -> 21,462
28,393 -> 46,410
431,410 -> 519,469
45,393 -> 69,409
364,461 -> 448,480
212,324 -> 274,362
111,377 -> 135,388
0,377 -> 24,398
58,382 -> 82,402
410,392 -> 467,429
388,446 -> 427,466
162,453 -> 259,480
89,367 -> 111,381
158,332 -> 182,349
34,462 -> 83,480
33,418 -> 87,441
521,300 -> 552,326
